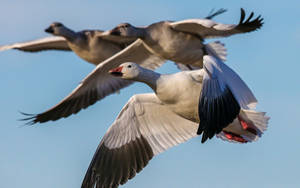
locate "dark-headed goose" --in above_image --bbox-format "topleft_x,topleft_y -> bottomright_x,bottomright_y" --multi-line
81,57 -> 269,188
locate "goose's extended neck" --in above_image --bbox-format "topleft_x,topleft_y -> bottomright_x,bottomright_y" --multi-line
135,27 -> 147,38
60,27 -> 77,41
135,68 -> 160,91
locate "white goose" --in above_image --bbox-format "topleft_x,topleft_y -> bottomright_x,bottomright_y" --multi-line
23,9 -> 263,124
81,56 -> 269,188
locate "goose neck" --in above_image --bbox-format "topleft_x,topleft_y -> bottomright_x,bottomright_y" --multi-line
60,27 -> 77,41
135,68 -> 160,91
135,27 -> 147,38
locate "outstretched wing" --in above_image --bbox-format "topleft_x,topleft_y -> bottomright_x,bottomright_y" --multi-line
170,8 -> 263,39
23,39 -> 165,124
197,55 -> 257,143
81,93 -> 198,188
0,36 -> 70,52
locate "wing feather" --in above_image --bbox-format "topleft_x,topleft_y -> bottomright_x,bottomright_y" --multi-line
0,36 -> 70,52
81,93 -> 198,188
171,8 -> 263,39
23,39 -> 165,124
197,55 -> 256,143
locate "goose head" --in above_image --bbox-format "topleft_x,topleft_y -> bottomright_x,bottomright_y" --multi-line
45,22 -> 66,36
109,62 -> 140,80
109,23 -> 143,38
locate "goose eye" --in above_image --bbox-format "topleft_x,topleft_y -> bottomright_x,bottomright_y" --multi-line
128,65 -> 132,68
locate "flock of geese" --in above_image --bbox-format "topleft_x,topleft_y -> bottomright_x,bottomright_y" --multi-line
2,8 -> 269,188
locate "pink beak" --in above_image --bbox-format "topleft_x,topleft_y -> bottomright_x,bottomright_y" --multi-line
109,66 -> 123,76
109,66 -> 123,73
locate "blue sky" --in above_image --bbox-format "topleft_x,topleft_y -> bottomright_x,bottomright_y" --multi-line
1,0 -> 299,187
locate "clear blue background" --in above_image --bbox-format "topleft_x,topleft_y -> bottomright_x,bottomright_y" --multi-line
1,0 -> 299,187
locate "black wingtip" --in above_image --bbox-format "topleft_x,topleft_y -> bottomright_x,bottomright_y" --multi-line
237,8 -> 264,32
206,8 -> 228,19
18,110 -> 38,125
239,8 -> 246,24
197,126 -> 203,135
201,132 -> 209,143
245,12 -> 254,23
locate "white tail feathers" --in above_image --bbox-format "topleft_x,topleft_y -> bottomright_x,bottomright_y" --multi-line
240,109 -> 269,134
217,109 -> 270,143
205,41 -> 227,62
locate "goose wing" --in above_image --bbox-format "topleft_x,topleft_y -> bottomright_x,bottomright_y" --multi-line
81,93 -> 198,188
170,8 -> 263,39
0,36 -> 70,52
197,55 -> 257,143
23,39 -> 165,124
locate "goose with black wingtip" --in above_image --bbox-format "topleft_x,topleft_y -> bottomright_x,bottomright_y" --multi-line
81,56 -> 269,188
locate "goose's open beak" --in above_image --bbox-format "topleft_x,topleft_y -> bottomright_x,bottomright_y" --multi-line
45,26 -> 54,34
109,66 -> 123,77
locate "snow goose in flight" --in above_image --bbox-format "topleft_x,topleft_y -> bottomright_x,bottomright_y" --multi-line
0,22 -> 136,65
81,57 -> 269,188
101,8 -> 263,70
21,9 -> 233,123
0,9 -> 226,66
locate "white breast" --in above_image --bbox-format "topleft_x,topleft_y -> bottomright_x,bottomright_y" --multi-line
155,71 -> 202,122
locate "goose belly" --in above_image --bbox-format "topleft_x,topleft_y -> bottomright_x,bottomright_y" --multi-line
68,41 -> 122,65
169,96 -> 200,123
163,39 -> 204,66
148,27 -> 205,67
156,73 -> 202,123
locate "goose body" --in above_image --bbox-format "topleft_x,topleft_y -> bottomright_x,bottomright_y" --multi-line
81,57 -> 269,188
65,30 -> 127,64
154,70 -> 202,122
143,21 -> 206,66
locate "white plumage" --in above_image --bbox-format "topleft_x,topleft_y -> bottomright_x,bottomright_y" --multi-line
81,56 -> 269,188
